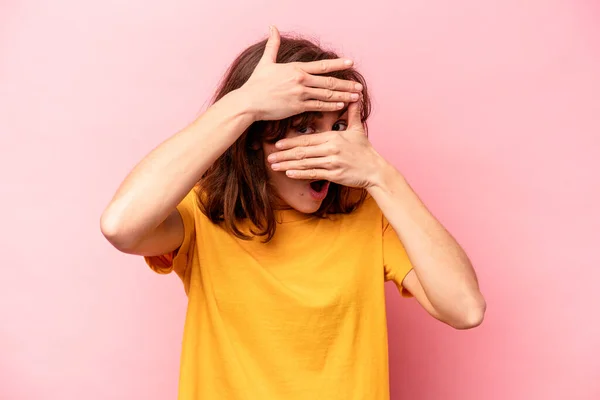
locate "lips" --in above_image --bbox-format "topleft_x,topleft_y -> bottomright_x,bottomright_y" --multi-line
308,180 -> 330,200
309,180 -> 328,192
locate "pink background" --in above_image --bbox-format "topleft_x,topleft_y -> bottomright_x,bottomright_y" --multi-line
1,0 -> 599,399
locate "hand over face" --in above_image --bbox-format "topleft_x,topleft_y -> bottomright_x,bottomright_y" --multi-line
240,26 -> 363,122
267,101 -> 385,189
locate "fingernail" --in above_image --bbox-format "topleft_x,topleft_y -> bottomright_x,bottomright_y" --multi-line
267,154 -> 275,162
354,83 -> 363,91
344,59 -> 353,66
337,102 -> 345,108
286,171 -> 295,177
271,163 -> 280,170
351,93 -> 359,100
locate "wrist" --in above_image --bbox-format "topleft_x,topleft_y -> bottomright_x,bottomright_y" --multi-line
192,88 -> 257,141
368,158 -> 405,194
229,87 -> 261,123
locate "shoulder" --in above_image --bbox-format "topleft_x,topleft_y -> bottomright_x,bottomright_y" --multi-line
177,185 -> 216,231
327,192 -> 383,228
182,185 -> 235,234
177,185 -> 201,218
353,192 -> 382,217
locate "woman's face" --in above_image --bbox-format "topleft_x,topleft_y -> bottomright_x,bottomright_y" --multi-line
262,108 -> 349,214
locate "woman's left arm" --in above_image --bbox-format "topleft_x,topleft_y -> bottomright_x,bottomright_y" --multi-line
368,162 -> 486,329
268,100 -> 486,329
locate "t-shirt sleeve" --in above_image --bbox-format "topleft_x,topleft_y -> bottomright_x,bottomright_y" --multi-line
382,216 -> 414,297
144,188 -> 197,276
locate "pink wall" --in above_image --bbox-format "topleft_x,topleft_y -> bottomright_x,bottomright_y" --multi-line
1,0 -> 599,399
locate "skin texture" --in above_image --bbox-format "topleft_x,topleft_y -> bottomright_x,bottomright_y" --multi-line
100,26 -> 361,257
262,107 -> 351,213
267,100 -> 486,329
101,25 -> 486,330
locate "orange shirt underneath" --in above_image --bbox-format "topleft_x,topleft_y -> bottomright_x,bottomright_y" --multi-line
145,188 -> 413,400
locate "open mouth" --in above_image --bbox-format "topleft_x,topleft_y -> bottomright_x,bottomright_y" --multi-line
308,180 -> 330,200
309,180 -> 328,192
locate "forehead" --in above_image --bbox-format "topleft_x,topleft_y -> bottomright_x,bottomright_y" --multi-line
291,107 -> 349,126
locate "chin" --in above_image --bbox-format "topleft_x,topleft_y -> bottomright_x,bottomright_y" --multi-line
288,199 -> 323,214
271,177 -> 331,215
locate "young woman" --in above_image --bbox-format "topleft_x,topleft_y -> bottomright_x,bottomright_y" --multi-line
101,26 -> 486,400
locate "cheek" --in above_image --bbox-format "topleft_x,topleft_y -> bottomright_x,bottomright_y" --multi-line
262,144 -> 297,189
262,144 -> 276,175
262,140 -> 302,189
262,144 -> 285,185
262,143 -> 277,161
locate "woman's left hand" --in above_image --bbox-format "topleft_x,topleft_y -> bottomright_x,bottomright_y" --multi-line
267,101 -> 387,189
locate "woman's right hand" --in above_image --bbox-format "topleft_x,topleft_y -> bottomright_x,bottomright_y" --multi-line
240,26 -> 363,122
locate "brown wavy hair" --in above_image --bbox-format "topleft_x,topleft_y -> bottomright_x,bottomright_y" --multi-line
198,34 -> 372,242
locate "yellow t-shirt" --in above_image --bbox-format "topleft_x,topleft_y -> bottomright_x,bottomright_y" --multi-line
145,187 -> 413,400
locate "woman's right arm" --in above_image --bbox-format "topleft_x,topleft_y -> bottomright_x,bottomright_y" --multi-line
100,26 -> 362,257
100,90 -> 256,256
